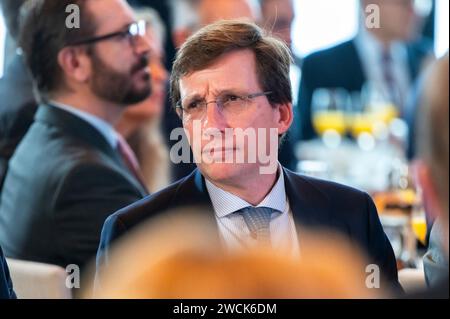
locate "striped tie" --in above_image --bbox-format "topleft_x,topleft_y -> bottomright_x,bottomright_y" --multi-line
240,206 -> 273,246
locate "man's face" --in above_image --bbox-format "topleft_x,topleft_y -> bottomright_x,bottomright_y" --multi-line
86,0 -> 152,105
261,0 -> 294,49
179,49 -> 292,187
371,0 -> 419,41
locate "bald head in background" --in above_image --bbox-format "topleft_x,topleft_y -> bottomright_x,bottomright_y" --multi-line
199,0 -> 261,26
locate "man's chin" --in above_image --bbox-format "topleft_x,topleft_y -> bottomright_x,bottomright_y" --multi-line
122,87 -> 152,106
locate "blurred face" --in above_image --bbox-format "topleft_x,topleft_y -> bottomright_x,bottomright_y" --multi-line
86,0 -> 152,105
367,0 -> 419,41
124,27 -> 169,120
179,49 -> 292,186
199,0 -> 258,25
261,0 -> 294,48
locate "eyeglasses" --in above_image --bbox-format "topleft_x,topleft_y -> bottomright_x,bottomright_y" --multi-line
66,20 -> 147,48
176,91 -> 272,121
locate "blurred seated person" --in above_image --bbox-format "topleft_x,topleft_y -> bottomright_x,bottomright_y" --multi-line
117,8 -> 170,193
298,0 -> 434,140
90,210 -> 382,298
0,245 -> 15,299
412,54 -> 449,298
96,20 -> 400,291
0,0 -> 149,273
0,0 -> 37,191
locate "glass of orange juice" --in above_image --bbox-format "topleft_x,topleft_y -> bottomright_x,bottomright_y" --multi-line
311,88 -> 351,141
411,210 -> 427,245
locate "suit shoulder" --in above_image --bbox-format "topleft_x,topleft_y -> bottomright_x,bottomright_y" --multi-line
287,169 -> 370,202
303,40 -> 356,67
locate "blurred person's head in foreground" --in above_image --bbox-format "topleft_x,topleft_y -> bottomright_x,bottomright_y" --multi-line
259,0 -> 294,50
361,0 -> 421,46
18,0 -> 151,119
117,7 -> 169,138
414,54 -> 449,257
171,20 -> 293,204
170,0 -> 261,48
87,209 -> 381,298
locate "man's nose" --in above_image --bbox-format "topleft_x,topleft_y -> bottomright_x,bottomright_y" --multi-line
133,34 -> 151,56
203,101 -> 227,131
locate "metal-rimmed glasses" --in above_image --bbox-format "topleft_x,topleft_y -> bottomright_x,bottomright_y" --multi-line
66,20 -> 147,49
176,91 -> 272,120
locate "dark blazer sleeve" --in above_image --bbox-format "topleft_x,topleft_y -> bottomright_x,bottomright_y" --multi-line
363,193 -> 401,292
0,246 -> 16,299
52,163 -> 143,270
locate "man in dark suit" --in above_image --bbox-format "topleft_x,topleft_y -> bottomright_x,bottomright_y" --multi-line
97,20 -> 399,291
0,0 -> 151,272
0,246 -> 15,299
0,0 -> 37,191
298,0 -> 434,140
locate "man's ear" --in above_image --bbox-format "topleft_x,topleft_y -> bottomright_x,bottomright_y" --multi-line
413,160 -> 442,222
57,47 -> 91,83
276,103 -> 293,135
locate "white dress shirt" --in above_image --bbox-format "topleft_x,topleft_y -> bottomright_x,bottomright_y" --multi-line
354,28 -> 411,111
50,101 -> 119,149
205,165 -> 299,256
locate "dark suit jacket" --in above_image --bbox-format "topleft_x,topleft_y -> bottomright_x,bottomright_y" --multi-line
0,246 -> 15,299
298,38 -> 432,140
0,54 -> 37,191
0,104 -> 147,271
96,168 -> 400,290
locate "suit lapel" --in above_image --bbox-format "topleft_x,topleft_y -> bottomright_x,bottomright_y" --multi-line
283,168 -> 347,233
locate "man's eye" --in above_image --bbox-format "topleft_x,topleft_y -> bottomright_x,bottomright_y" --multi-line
186,100 -> 201,109
223,95 -> 240,103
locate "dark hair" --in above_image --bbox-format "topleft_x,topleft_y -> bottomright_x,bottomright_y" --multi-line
18,0 -> 96,99
0,0 -> 28,41
170,19 -> 293,110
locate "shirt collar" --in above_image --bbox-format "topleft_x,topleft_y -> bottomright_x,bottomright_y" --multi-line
50,101 -> 119,149
356,28 -> 408,64
205,164 -> 287,218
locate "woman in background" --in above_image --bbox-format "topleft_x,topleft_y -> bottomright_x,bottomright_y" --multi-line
116,8 -> 171,193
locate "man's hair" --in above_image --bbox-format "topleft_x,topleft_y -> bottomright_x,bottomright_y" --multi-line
18,0 -> 96,100
0,0 -> 28,41
170,19 -> 293,110
416,54 -> 449,216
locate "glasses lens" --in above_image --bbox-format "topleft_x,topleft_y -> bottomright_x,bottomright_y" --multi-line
129,21 -> 146,36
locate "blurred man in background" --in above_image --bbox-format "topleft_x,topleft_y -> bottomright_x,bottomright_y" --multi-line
414,54 -> 449,298
298,0 -> 434,140
0,0 -> 149,273
0,0 -> 37,192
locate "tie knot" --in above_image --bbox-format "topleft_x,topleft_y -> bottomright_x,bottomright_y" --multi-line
240,207 -> 273,242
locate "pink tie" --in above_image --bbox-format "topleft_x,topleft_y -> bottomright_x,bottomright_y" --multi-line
116,134 -> 147,191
